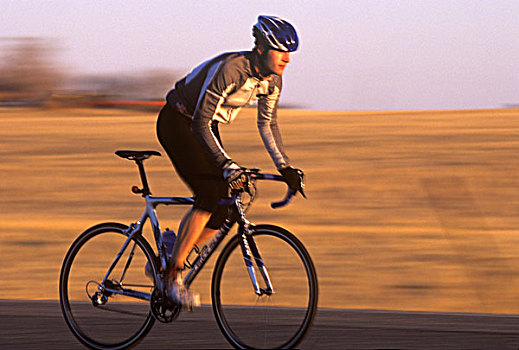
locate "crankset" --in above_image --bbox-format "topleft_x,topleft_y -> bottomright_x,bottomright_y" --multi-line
150,287 -> 181,323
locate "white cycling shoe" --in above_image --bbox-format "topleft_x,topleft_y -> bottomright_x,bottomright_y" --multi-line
167,279 -> 200,310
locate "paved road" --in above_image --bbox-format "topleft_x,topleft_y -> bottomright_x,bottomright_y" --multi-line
2,300 -> 519,349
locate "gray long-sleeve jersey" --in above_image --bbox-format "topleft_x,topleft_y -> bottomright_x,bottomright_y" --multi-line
166,51 -> 290,169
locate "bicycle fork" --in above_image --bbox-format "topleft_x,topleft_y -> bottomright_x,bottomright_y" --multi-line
239,226 -> 275,296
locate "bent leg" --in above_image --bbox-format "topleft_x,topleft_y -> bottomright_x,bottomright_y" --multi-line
169,208 -> 212,281
177,208 -> 219,248
157,103 -> 228,283
194,227 -> 219,247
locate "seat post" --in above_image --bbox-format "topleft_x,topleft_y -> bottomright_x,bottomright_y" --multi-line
136,159 -> 152,196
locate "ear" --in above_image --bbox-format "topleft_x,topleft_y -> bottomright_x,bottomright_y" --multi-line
256,41 -> 267,56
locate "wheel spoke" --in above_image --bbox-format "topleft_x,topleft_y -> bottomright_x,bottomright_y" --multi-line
60,224 -> 157,349
212,225 -> 318,349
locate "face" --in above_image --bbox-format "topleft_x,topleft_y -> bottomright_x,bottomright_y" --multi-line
260,48 -> 291,76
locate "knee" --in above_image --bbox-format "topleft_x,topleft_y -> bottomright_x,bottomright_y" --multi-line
206,205 -> 230,230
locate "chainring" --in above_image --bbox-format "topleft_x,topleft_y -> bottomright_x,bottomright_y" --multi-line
150,287 -> 181,323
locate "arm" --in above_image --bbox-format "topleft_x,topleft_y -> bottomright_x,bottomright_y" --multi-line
191,55 -> 240,168
257,78 -> 290,169
258,77 -> 305,195
192,111 -> 231,168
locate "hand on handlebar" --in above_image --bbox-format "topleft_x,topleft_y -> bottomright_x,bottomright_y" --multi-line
217,168 -> 304,209
278,165 -> 306,198
223,161 -> 249,192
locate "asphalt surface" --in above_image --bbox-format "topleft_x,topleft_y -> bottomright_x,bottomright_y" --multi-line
2,300 -> 519,349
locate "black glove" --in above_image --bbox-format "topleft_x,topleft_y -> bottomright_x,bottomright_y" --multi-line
279,166 -> 304,195
223,162 -> 248,191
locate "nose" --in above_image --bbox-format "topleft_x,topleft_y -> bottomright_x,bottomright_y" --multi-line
282,52 -> 290,63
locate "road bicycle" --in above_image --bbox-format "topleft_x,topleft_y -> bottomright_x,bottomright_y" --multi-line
59,150 -> 318,349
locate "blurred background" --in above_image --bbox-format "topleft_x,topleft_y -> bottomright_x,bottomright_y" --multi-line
0,1 -> 518,314
1,1 -> 518,110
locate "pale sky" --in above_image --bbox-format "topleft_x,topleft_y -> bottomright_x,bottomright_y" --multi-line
1,1 -> 518,110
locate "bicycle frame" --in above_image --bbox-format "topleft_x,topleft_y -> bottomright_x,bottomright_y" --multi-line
98,195 -> 194,301
98,154 -> 292,302
99,192 -> 280,302
184,193 -> 276,295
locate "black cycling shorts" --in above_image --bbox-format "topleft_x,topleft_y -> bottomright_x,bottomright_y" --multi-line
156,103 -> 229,229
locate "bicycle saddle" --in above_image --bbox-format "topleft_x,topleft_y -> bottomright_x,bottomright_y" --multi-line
115,150 -> 162,161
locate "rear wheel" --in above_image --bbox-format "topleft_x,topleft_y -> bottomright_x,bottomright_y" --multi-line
212,225 -> 318,349
59,223 -> 157,349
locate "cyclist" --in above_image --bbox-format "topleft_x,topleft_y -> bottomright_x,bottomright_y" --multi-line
156,15 -> 304,308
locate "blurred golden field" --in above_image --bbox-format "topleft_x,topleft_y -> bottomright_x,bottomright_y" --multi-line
0,106 -> 518,313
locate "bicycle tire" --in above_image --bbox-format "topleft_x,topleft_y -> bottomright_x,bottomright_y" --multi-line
59,222 -> 158,350
211,224 -> 318,349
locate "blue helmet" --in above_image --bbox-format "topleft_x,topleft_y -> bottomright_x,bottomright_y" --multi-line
253,15 -> 299,52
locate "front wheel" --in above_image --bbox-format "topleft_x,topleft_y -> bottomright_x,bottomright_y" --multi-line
212,224 -> 318,349
59,223 -> 158,349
